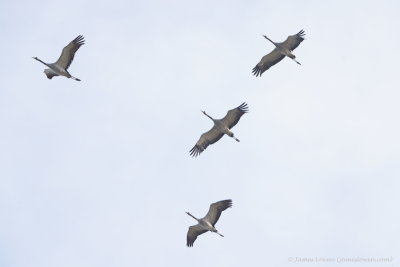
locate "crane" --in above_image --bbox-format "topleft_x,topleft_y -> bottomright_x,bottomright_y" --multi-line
33,35 -> 85,81
252,30 -> 305,77
186,199 -> 232,247
189,102 -> 248,157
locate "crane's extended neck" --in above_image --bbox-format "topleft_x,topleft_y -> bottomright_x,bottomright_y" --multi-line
186,212 -> 199,222
32,57 -> 50,67
202,111 -> 214,121
263,35 -> 275,45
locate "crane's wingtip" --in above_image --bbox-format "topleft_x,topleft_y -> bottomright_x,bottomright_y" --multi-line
252,66 -> 262,77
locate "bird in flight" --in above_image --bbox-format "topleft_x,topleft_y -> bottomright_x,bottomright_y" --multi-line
190,103 -> 248,157
33,35 -> 85,81
252,30 -> 305,77
186,199 -> 232,247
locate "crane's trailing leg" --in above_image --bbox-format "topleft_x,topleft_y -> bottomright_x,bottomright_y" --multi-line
226,130 -> 240,142
293,58 -> 301,65
286,52 -> 301,65
70,76 -> 81,81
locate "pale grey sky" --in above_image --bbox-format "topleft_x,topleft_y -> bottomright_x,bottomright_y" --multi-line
0,0 -> 399,266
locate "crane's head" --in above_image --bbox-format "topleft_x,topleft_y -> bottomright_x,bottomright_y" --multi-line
201,110 -> 207,115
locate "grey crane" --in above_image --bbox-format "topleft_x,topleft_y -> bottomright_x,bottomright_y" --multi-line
33,35 -> 85,81
189,102 -> 248,157
186,199 -> 232,247
252,30 -> 305,77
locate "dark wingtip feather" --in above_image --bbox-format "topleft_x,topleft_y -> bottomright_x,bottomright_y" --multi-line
252,66 -> 262,77
238,102 -> 249,113
297,29 -> 305,38
189,146 -> 199,157
219,199 -> 232,206
73,35 -> 85,46
218,199 -> 233,210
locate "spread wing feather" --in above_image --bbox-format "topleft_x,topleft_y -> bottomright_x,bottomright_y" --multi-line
187,224 -> 208,247
189,126 -> 224,157
220,102 -> 249,129
282,29 -> 305,51
203,199 -> 232,226
55,35 -> 85,70
252,49 -> 285,77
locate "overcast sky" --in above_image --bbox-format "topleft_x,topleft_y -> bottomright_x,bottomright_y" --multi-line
0,0 -> 399,266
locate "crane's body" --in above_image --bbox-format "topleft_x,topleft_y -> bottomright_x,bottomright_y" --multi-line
186,212 -> 223,236
190,103 -> 248,157
252,30 -> 305,77
203,112 -> 240,142
263,35 -> 300,65
33,35 -> 85,81
186,199 -> 232,247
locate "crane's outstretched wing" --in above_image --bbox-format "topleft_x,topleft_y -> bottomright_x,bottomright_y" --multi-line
203,199 -> 232,226
189,126 -> 224,157
282,29 -> 305,51
252,49 -> 285,77
220,102 -> 248,129
187,224 -> 208,247
55,35 -> 85,70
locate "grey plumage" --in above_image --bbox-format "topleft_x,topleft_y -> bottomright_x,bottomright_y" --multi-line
186,199 -> 232,247
33,35 -> 85,81
190,103 -> 248,157
252,30 -> 305,77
